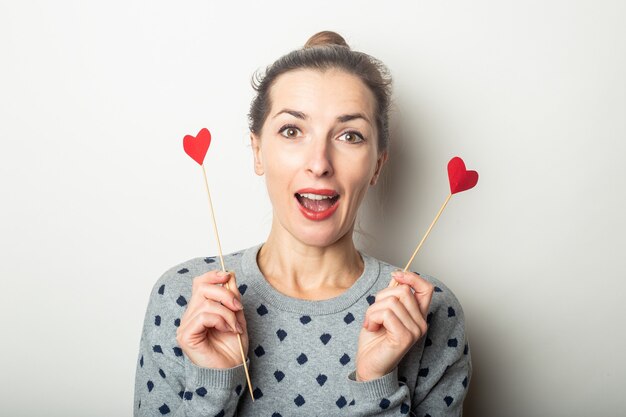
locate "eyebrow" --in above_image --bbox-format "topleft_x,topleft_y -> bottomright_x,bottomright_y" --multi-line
272,108 -> 371,125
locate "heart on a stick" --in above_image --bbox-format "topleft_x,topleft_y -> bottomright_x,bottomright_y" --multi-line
183,128 -> 212,165
447,156 -> 478,194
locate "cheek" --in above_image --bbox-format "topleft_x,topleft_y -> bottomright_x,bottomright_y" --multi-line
342,169 -> 371,205
344,155 -> 377,206
262,143 -> 299,200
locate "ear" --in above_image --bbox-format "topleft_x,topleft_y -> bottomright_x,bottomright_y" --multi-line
250,133 -> 264,176
370,149 -> 388,185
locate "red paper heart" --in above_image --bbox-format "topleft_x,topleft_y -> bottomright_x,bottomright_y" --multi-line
447,156 -> 478,194
183,128 -> 212,165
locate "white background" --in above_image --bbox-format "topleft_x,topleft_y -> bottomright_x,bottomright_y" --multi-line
1,1 -> 625,416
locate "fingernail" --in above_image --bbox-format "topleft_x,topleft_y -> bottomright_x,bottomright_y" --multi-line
233,297 -> 242,309
217,271 -> 229,277
391,270 -> 403,279
236,323 -> 243,334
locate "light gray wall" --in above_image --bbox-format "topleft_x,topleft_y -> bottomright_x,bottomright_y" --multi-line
1,1 -> 624,416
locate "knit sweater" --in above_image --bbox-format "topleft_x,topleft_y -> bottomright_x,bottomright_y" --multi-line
133,242 -> 472,416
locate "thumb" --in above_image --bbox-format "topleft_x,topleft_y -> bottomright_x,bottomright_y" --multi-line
225,271 -> 247,333
224,270 -> 242,303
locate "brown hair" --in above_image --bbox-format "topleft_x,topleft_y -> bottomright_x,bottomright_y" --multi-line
247,30 -> 393,154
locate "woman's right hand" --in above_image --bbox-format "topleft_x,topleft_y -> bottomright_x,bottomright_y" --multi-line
176,270 -> 249,369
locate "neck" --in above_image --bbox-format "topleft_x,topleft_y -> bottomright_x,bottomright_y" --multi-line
257,223 -> 364,299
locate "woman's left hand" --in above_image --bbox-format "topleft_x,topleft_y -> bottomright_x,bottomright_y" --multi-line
355,270 -> 435,381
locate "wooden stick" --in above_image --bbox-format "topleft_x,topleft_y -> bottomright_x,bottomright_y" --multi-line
390,193 -> 452,287
201,165 -> 255,402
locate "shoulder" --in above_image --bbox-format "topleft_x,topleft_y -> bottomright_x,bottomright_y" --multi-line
146,249 -> 246,310
420,273 -> 466,325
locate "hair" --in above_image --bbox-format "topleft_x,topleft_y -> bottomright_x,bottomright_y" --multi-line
247,30 -> 394,154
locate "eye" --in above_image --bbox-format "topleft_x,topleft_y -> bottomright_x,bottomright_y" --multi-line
278,124 -> 301,139
338,130 -> 365,144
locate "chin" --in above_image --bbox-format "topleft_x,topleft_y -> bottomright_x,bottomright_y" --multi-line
291,223 -> 350,248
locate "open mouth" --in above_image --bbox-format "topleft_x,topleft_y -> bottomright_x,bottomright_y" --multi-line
294,192 -> 340,213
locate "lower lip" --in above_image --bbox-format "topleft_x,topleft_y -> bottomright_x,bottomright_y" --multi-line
295,195 -> 340,221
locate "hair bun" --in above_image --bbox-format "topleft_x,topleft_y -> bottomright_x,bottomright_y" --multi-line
303,30 -> 350,49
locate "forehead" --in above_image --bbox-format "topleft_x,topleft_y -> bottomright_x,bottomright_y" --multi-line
268,68 -> 376,121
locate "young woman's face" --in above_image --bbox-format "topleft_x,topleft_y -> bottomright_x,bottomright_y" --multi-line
251,68 -> 388,247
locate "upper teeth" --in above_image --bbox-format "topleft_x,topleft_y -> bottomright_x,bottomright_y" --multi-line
299,193 -> 335,200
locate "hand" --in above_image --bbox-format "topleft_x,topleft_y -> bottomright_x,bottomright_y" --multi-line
355,270 -> 434,381
176,270 -> 249,369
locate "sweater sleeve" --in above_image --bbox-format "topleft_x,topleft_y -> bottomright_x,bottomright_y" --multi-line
345,366 -> 412,415
133,272 -> 249,417
411,278 -> 473,416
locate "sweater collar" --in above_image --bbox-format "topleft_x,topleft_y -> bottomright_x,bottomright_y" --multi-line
241,242 -> 380,315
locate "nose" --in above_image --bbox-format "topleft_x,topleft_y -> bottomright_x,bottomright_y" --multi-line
306,136 -> 334,177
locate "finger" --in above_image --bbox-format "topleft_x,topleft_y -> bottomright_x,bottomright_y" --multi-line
373,285 -> 424,330
388,269 -> 403,287
190,299 -> 242,334
365,296 -> 423,338
391,271 -> 434,317
197,279 -> 243,312
224,271 -> 248,334
234,306 -> 247,335
366,307 -> 412,344
182,286 -> 235,326
223,270 -> 242,305
181,270 -> 228,319
178,312 -> 233,344
184,272 -> 240,320
196,269 -> 234,285
185,270 -> 232,311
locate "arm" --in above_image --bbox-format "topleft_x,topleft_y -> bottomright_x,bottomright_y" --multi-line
343,269 -> 431,416
411,279 -> 472,416
133,274 -> 249,416
344,277 -> 471,416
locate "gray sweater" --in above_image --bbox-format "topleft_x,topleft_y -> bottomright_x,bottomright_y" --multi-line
134,242 -> 472,416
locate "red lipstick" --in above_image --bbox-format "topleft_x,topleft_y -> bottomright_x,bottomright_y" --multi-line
294,188 -> 340,221
295,188 -> 338,196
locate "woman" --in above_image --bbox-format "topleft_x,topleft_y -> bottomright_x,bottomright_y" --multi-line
134,31 -> 471,416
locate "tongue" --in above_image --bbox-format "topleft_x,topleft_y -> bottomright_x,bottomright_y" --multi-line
301,197 -> 334,212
